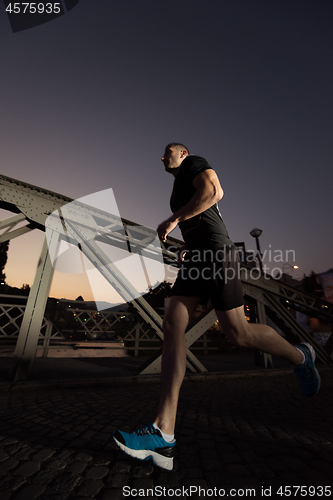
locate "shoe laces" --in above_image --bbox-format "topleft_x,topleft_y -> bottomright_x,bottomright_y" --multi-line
136,423 -> 159,436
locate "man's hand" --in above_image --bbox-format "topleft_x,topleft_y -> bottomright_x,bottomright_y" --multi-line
177,245 -> 187,265
157,219 -> 178,241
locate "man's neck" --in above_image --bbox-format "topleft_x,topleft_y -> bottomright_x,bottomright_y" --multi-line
171,168 -> 180,178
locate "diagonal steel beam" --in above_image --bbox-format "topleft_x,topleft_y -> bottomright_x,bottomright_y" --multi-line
9,236 -> 56,381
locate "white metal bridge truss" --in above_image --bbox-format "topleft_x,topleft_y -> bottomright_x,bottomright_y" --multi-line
0,174 -> 332,381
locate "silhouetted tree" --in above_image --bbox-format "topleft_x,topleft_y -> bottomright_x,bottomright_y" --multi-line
20,284 -> 31,295
0,241 -> 9,284
141,281 -> 173,309
126,281 -> 173,316
302,271 -> 324,298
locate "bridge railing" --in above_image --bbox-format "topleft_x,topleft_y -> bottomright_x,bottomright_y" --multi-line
0,294 -> 216,357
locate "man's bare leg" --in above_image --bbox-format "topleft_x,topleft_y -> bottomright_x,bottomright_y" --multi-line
216,305 -> 304,365
113,302 -> 319,469
154,296 -> 201,435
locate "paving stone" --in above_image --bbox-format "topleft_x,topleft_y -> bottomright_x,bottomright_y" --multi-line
5,443 -> 27,455
40,494 -> 69,500
291,447 -> 314,461
110,461 -> 132,474
279,470 -> 307,485
1,437 -> 17,445
45,459 -> 68,470
106,472 -> 130,487
132,463 -> 155,478
61,424 -> 74,432
131,477 -> 155,493
254,445 -> 274,457
81,430 -> 96,440
68,438 -> 89,449
12,461 -> 41,477
280,455 -> 307,472
30,449 -> 56,462
0,492 -> 11,500
0,449 -> 9,462
62,431 -> 81,441
271,430 -> 291,440
295,436 -> 314,445
0,475 -> 27,492
32,468 -> 59,485
56,449 -> 74,460
233,439 -> 251,451
298,466 -> 333,485
94,456 -> 111,466
101,488 -> 124,500
260,477 -> 287,491
67,460 -> 88,474
248,462 -> 275,479
224,464 -> 251,478
46,439 -> 67,449
202,459 -> 223,471
181,478 -> 209,490
0,456 -> 20,473
75,452 -> 94,462
219,452 -> 241,464
237,449 -> 257,462
76,479 -> 105,496
178,466 -> 203,478
11,483 -> 46,500
199,448 -> 219,460
84,464 -> 109,479
73,497 -> 95,500
51,471 -> 82,492
47,430 -> 65,438
264,456 -> 286,473
310,459 -> 333,474
203,470 -> 229,486
12,446 -> 35,460
179,453 -> 200,467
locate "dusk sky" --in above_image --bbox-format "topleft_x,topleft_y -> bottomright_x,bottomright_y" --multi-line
1,0 -> 332,302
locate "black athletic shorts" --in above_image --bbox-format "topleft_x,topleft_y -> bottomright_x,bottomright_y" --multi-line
170,245 -> 244,311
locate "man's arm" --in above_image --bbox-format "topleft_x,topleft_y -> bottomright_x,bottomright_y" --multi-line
157,169 -> 223,241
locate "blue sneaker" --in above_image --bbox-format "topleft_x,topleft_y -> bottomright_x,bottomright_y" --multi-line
113,423 -> 176,471
293,342 -> 321,397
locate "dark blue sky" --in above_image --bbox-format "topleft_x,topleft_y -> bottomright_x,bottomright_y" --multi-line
1,0 -> 332,298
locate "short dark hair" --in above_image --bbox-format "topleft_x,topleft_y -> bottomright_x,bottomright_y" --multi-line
165,143 -> 190,154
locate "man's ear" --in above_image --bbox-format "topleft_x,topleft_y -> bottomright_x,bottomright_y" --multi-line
180,150 -> 188,159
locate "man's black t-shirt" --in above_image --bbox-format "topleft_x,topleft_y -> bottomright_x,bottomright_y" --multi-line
170,155 -> 233,249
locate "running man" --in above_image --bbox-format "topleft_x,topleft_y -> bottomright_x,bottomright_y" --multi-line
113,143 -> 320,470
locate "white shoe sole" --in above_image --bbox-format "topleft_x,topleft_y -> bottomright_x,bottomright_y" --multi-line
113,436 -> 174,471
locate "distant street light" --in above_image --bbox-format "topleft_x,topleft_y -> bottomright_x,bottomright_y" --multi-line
250,228 -> 263,272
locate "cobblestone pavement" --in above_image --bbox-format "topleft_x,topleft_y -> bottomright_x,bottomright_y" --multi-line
0,368 -> 332,500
